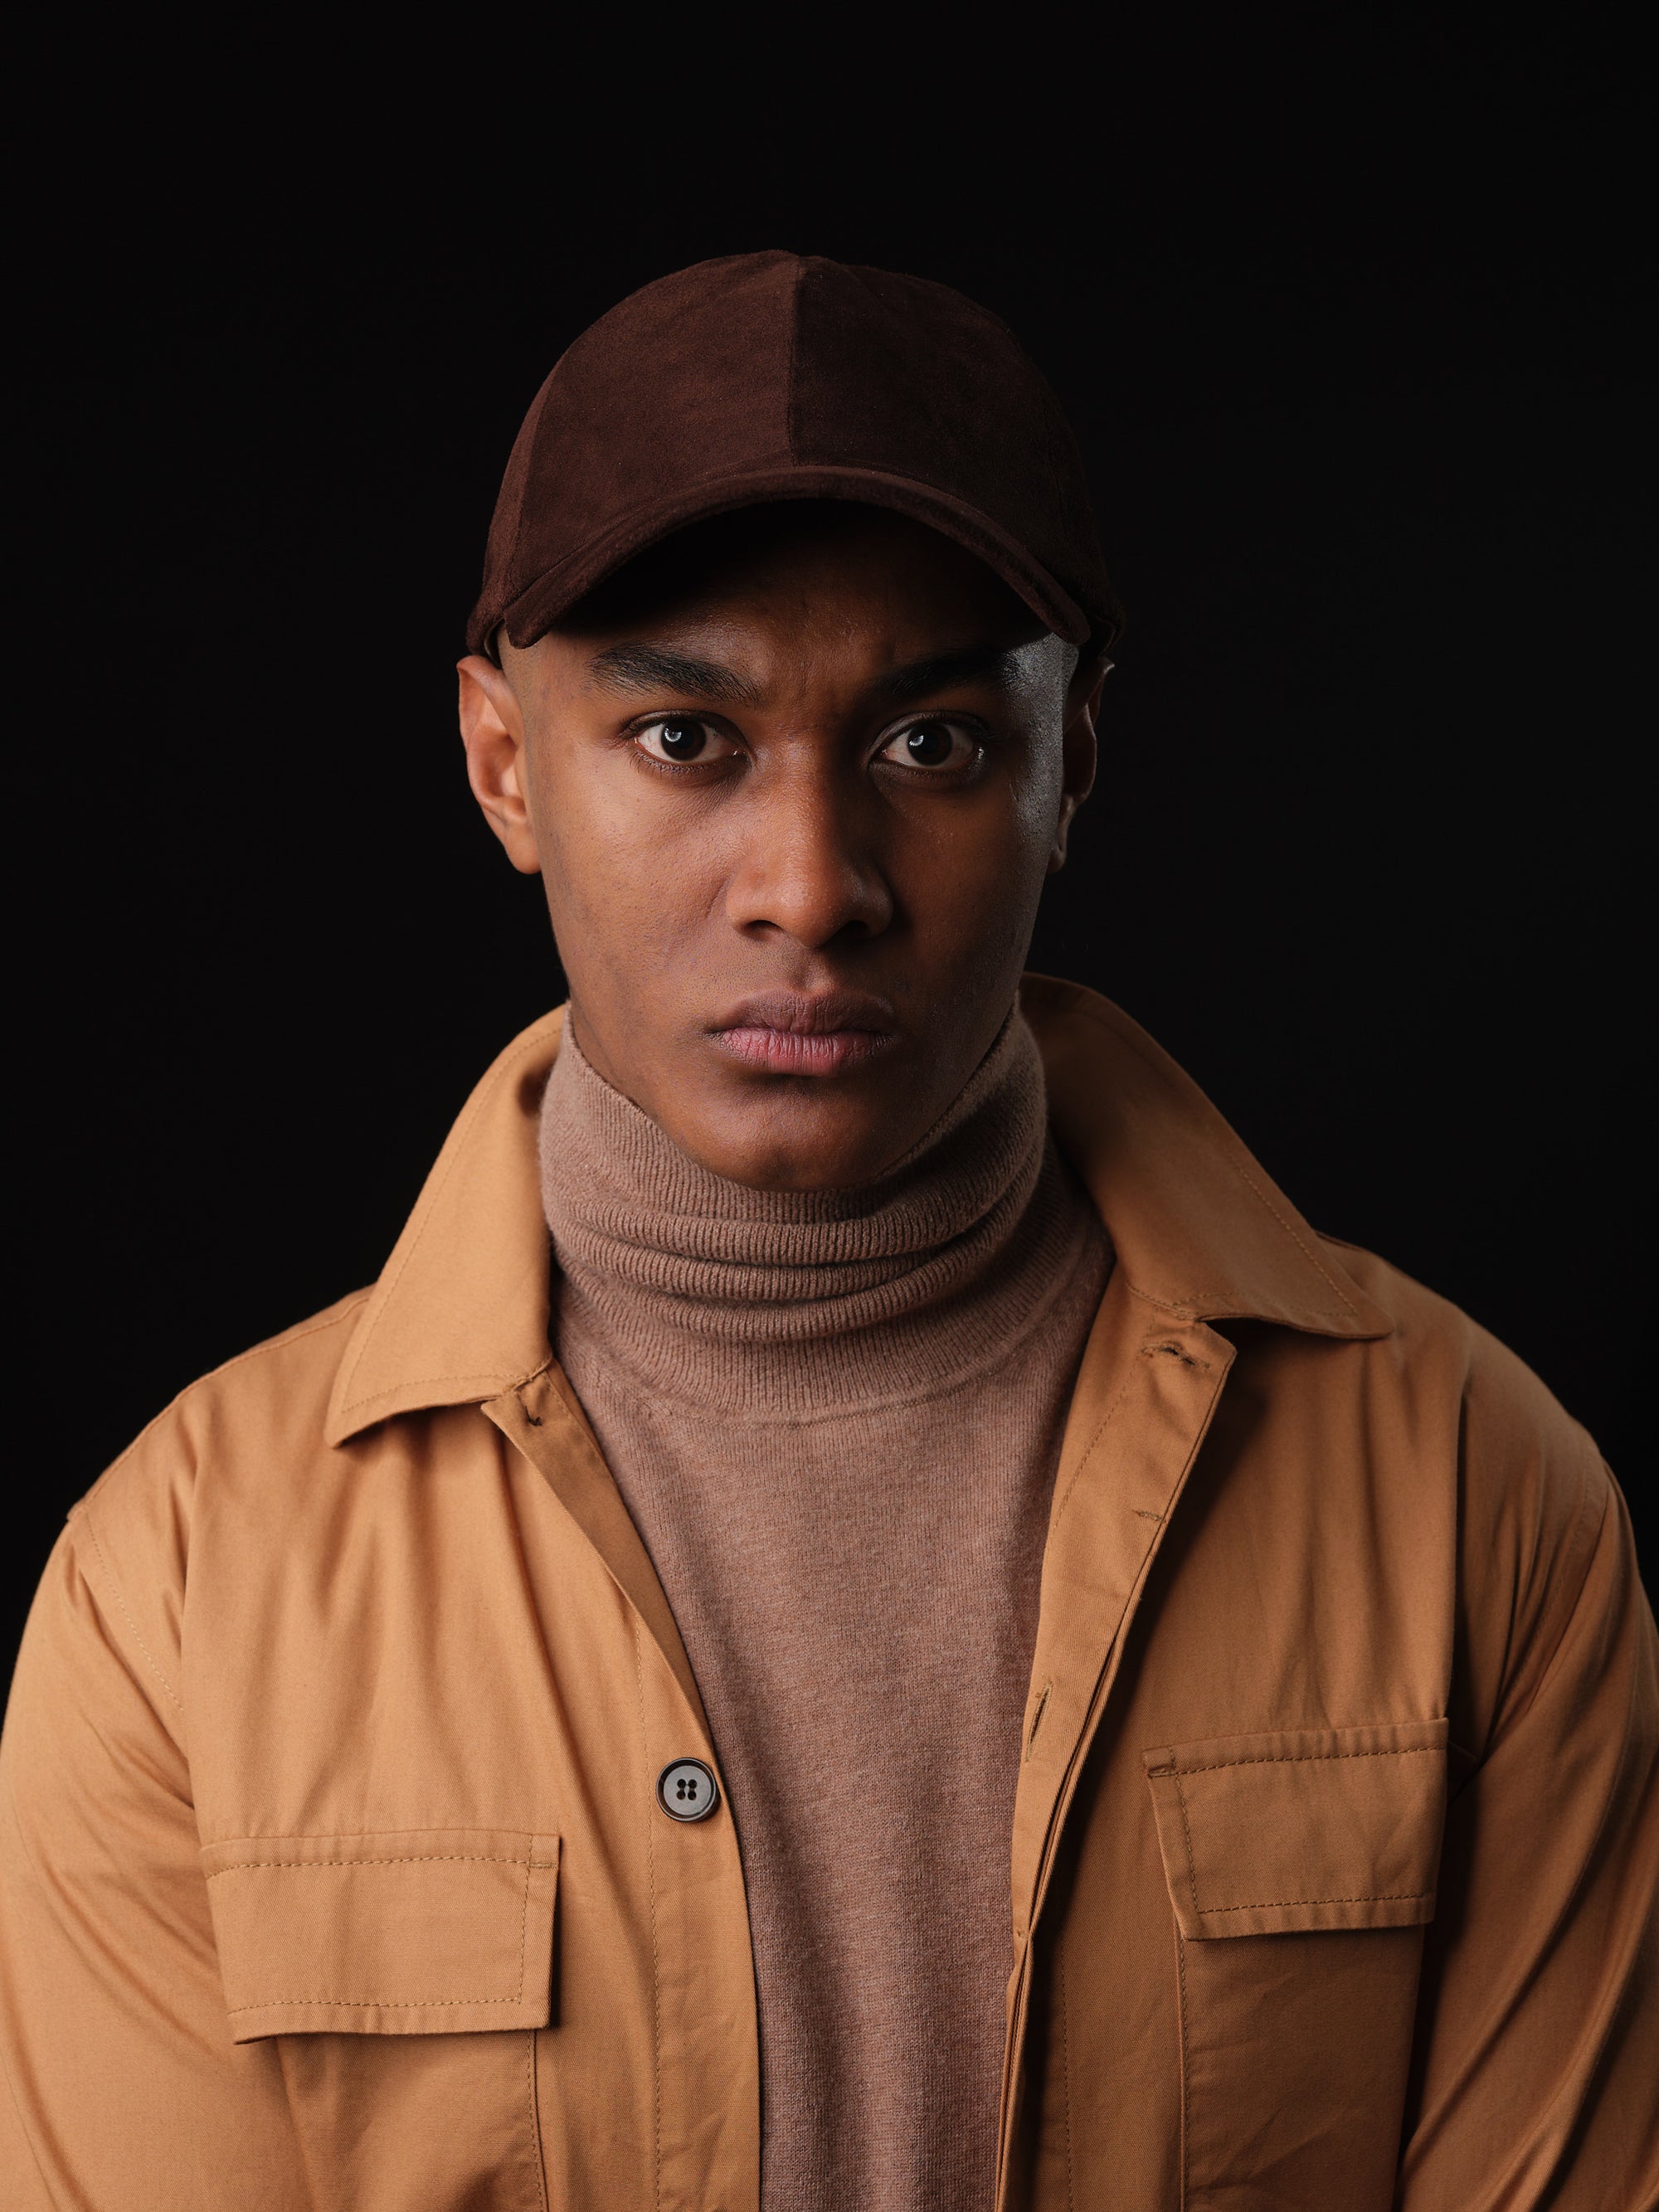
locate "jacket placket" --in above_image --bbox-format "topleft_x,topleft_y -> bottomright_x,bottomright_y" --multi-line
488,1364 -> 763,2212
995,1276 -> 1236,2210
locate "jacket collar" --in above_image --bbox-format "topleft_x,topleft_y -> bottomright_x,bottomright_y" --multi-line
325,979 -> 1389,1447
1022,975 -> 1391,1339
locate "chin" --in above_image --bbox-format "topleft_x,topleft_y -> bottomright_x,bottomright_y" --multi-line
675,1095 -> 901,1194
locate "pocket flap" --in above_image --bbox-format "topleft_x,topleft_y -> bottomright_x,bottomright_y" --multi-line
1142,1720 -> 1447,1939
201,1827 -> 559,2042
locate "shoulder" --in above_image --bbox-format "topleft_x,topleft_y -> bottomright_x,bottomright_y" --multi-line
1314,1234 -> 1623,1742
67,1292 -> 372,1694
83,1290 -> 370,1517
1320,1232 -> 1603,1489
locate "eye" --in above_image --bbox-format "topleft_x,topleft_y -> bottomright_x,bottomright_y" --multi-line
632,717 -> 736,766
877,718 -> 980,772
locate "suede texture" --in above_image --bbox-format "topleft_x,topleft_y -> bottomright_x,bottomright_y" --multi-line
467,250 -> 1122,660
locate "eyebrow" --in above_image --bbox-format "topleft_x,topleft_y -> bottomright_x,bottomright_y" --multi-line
585,637 -> 1025,712
869,644 -> 1025,706
587,642 -> 763,707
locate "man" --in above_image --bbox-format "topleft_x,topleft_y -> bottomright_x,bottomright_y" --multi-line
2,251 -> 1653,2211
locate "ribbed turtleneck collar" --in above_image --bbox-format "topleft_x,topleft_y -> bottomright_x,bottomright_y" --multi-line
539,1008 -> 1104,1417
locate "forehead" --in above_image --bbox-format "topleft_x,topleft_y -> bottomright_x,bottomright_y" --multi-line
518,503 -> 1054,700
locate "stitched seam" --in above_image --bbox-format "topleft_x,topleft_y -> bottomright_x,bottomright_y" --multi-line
995,1946 -> 1032,2203
1219,1151 -> 1361,1320
1172,1770 -> 1203,1924
528,2028 -> 549,2212
78,1509 -> 183,1714
341,1368 -> 542,1412
1058,1947 -> 1077,2212
1175,1930 -> 1190,2210
1124,1281 -> 1209,1319
1025,1465 -> 1214,1949
516,1850 -> 533,2000
785,256 -> 805,453
229,1995 -> 527,2010
1171,1748 -> 1441,1774
1195,1890 -> 1432,1915
1049,1369 -> 1136,1533
207,1854 -> 547,1877
207,1826 -> 543,1846
212,1300 -> 372,1364
635,1622 -> 663,2212
84,1298 -> 372,1512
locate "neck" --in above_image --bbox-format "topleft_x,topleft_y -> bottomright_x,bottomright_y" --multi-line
538,1007 -> 1099,1417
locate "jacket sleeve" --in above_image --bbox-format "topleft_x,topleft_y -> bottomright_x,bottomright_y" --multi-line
1397,1359 -> 1659,2208
0,1510 -> 309,2210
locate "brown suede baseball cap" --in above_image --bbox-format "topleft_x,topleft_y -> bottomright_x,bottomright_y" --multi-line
468,250 -> 1121,662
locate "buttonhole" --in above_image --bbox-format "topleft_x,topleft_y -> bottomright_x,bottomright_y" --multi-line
1026,1680 -> 1053,1759
1145,1340 -> 1207,1369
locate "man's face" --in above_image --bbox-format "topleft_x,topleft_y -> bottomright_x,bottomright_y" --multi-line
458,506 -> 1100,1190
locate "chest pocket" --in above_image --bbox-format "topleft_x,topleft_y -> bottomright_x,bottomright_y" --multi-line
202,1827 -> 558,2212
1142,1720 -> 1447,2212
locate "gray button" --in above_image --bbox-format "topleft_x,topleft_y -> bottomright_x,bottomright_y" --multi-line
657,1757 -> 720,1823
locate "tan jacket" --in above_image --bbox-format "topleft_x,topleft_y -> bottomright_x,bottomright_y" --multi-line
2,980 -> 1655,2211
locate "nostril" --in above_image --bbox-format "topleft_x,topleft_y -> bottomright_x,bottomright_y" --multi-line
727,865 -> 893,950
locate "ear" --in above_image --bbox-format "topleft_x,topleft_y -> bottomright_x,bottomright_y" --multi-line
457,654 -> 542,875
1048,656 -> 1109,873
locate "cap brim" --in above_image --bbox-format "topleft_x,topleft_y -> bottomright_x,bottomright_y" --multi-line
474,465 -> 1102,658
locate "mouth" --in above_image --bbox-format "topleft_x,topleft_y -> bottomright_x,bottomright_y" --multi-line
708,990 -> 898,1077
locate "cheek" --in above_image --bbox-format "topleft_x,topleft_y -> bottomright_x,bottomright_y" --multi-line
528,747 -> 719,977
1010,723 -> 1068,840
902,753 -> 1060,921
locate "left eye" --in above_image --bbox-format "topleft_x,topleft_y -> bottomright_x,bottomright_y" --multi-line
635,718 -> 732,764
878,719 -> 978,771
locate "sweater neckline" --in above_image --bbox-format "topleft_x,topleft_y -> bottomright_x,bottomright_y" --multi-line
539,1008 -> 1107,1417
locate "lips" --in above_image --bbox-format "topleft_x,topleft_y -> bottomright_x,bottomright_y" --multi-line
709,990 -> 897,1077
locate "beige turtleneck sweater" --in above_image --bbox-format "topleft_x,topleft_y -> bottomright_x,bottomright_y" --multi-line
539,1011 -> 1111,2212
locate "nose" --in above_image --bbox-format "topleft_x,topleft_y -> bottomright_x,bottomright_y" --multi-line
723,770 -> 893,950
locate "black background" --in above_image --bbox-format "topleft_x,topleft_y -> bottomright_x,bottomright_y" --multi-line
10,24 -> 1650,1684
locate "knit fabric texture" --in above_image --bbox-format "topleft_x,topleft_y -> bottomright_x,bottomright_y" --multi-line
539,1010 -> 1111,2212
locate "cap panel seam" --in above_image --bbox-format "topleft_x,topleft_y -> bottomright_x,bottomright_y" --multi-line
785,254 -> 805,459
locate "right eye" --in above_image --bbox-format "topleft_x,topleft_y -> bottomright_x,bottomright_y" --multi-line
633,717 -> 736,766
